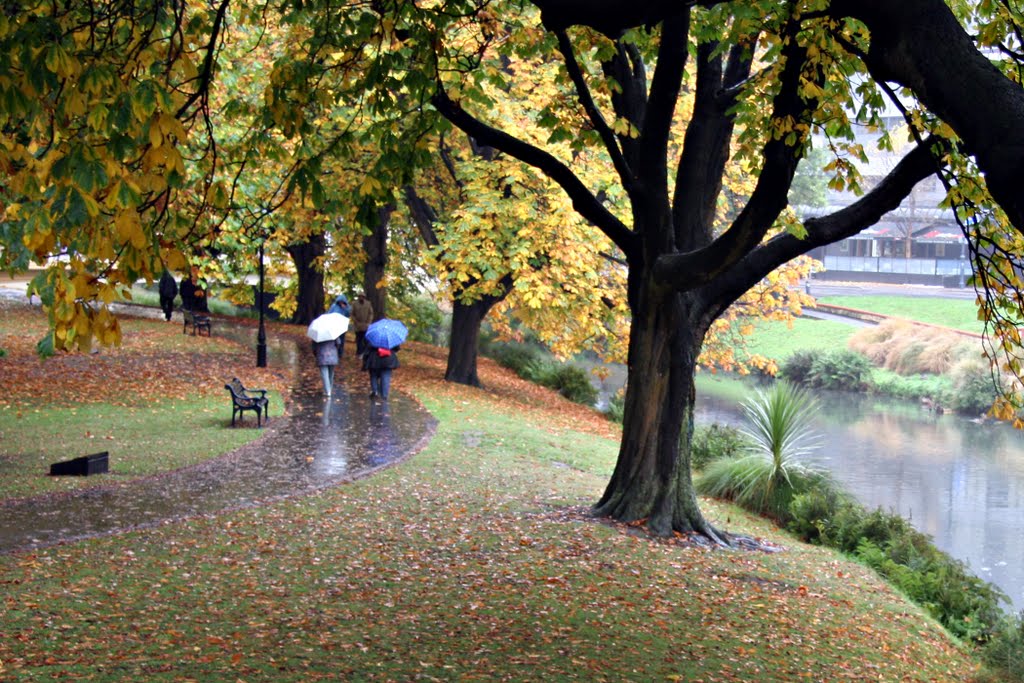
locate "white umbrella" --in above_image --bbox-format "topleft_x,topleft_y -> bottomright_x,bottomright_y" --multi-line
306,313 -> 349,343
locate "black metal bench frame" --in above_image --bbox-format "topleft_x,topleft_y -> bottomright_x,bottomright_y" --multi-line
225,377 -> 269,427
183,309 -> 212,336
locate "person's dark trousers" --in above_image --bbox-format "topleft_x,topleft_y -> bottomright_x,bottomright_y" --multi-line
355,331 -> 366,355
160,297 -> 174,321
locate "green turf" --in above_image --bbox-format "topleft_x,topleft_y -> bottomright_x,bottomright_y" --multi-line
0,382 -> 978,681
818,295 -> 984,333
0,395 -> 275,499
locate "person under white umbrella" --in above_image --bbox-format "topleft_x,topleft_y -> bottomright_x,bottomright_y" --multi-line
307,313 -> 349,396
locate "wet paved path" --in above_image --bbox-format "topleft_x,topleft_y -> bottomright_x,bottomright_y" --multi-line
0,302 -> 436,553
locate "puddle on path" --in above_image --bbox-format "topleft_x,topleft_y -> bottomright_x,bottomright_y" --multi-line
0,310 -> 436,553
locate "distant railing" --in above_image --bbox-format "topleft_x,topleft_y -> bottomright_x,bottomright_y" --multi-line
823,255 -> 966,276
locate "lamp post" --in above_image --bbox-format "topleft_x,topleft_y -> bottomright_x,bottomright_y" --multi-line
256,239 -> 267,367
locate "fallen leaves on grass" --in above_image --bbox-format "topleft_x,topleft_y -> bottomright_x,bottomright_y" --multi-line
0,302 -> 290,407
0,301 -> 981,682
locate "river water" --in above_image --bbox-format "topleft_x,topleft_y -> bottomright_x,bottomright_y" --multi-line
695,377 -> 1024,612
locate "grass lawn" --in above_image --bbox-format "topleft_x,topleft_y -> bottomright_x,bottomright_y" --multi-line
818,295 -> 985,333
742,316 -> 857,363
0,300 -> 290,499
740,295 -> 984,376
0,331 -> 983,681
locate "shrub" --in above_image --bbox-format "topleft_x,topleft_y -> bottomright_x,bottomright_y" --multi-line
949,356 -> 1002,415
792,498 -> 1007,644
779,349 -> 819,385
689,424 -> 746,472
870,370 -> 953,404
487,341 -> 598,406
848,320 -> 975,375
539,364 -> 599,406
489,342 -> 546,377
787,486 -> 857,543
400,294 -> 448,345
807,349 -> 873,390
981,612 -> 1024,682
854,536 -> 1006,643
604,390 -> 625,423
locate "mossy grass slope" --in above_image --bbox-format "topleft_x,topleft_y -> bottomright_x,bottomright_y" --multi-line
0,339 -> 980,681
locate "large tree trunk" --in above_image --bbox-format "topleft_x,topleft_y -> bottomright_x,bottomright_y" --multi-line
445,278 -> 513,386
286,233 -> 326,325
362,203 -> 393,322
445,300 -> 490,387
594,281 -> 721,539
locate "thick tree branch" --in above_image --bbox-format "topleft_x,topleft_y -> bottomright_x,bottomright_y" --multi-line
654,30 -> 808,290
431,85 -> 638,256
601,41 -> 647,171
829,0 -> 1024,235
706,138 -> 944,314
640,12 -> 690,167
402,185 -> 440,248
672,40 -> 751,252
554,30 -> 634,192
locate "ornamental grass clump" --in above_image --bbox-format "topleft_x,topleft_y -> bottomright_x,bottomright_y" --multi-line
696,381 -> 830,523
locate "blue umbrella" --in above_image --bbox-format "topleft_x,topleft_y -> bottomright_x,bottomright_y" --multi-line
365,318 -> 408,349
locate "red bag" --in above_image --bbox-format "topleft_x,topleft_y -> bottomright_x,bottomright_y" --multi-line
377,347 -> 392,357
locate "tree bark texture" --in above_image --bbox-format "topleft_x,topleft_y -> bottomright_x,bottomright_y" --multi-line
285,233 -> 326,325
594,284 -> 719,538
362,203 -> 394,322
445,300 -> 489,387
444,276 -> 514,387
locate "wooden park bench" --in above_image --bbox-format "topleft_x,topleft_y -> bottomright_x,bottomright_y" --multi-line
183,309 -> 212,336
224,377 -> 269,427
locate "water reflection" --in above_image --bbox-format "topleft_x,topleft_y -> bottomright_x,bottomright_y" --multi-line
696,379 -> 1024,611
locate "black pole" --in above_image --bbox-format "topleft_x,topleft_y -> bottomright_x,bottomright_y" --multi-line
257,240 -> 267,367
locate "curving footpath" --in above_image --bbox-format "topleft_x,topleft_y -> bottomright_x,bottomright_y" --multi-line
0,298 -> 436,554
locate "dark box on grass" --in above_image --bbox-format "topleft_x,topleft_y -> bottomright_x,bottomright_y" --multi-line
49,451 -> 109,476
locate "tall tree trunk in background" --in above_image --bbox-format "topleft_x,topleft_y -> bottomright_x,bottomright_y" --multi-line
362,203 -> 394,322
445,276 -> 513,387
404,183 -> 513,387
286,232 -> 326,325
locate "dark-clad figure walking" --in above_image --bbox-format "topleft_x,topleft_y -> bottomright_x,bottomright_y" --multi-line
362,343 -> 399,400
350,292 -> 374,355
179,266 -> 209,313
158,269 -> 178,321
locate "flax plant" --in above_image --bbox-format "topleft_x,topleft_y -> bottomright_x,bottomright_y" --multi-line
696,381 -> 829,522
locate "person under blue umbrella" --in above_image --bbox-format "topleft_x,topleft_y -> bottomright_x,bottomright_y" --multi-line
362,318 -> 408,401
362,341 -> 400,401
